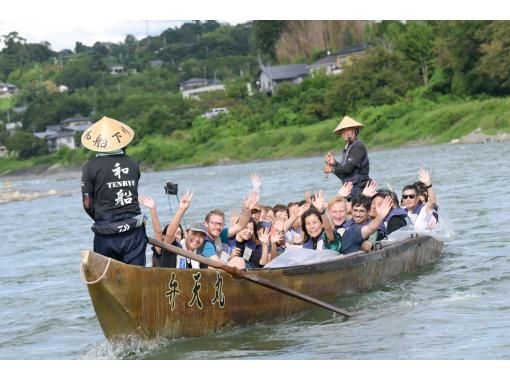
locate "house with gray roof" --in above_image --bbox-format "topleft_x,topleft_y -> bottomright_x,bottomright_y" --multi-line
34,115 -> 92,152
258,64 -> 309,95
308,43 -> 371,75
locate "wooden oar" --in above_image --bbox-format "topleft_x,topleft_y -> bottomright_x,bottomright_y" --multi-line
148,237 -> 351,318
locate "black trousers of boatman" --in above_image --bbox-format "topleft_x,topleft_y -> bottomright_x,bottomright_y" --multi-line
94,225 -> 148,266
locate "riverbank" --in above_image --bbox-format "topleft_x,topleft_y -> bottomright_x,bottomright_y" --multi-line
2,95 -> 510,182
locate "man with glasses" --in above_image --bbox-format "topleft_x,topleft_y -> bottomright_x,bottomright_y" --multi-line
401,168 -> 437,231
200,191 -> 259,268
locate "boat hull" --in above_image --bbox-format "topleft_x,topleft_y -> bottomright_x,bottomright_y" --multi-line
81,234 -> 443,341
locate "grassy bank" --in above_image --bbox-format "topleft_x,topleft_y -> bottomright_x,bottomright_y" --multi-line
130,95 -> 510,171
2,95 -> 509,176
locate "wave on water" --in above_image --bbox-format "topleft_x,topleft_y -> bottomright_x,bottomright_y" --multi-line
82,335 -> 171,360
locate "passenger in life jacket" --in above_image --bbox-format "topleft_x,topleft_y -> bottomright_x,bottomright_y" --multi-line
301,190 -> 342,253
139,190 -> 199,268
413,180 -> 439,226
201,190 -> 260,269
285,201 -> 307,245
228,218 -> 268,268
340,195 -> 393,254
369,189 -> 411,241
327,196 -> 354,238
402,168 -> 437,231
323,116 -> 371,199
349,195 -> 375,252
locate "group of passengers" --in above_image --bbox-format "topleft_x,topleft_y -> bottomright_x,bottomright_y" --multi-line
140,167 -> 439,271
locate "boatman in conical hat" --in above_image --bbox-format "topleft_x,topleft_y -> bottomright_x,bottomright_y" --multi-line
80,116 -> 148,266
323,115 -> 371,199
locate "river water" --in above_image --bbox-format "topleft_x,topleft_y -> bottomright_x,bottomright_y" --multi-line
1,142 -> 509,360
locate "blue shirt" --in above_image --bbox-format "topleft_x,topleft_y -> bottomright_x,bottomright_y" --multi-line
341,223 -> 364,253
202,227 -> 229,257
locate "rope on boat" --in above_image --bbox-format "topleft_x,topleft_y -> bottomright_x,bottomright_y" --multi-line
80,258 -> 111,285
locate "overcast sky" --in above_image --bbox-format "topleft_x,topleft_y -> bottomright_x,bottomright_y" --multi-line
1,1 -> 504,52
0,20 -> 197,51
1,0 -> 252,51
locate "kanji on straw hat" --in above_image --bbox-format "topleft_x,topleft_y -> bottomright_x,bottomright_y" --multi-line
81,116 -> 134,152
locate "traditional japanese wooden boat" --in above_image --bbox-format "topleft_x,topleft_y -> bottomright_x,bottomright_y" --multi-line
81,233 -> 443,341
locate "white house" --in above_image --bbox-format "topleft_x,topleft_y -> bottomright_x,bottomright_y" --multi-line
179,78 -> 225,99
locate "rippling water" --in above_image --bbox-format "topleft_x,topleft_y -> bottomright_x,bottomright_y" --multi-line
1,142 -> 509,359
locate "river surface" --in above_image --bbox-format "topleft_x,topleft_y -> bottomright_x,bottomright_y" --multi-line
1,142 -> 509,359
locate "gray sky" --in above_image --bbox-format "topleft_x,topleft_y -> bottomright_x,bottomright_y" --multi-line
0,21 -> 189,51
0,1 -> 501,51
1,0 -> 251,51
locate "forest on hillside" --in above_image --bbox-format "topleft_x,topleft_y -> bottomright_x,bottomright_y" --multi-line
1,20 -> 510,166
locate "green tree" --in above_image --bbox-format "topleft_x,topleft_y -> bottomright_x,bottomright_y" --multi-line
57,57 -> 101,89
475,21 -> 510,95
326,47 -> 419,114
397,21 -> 436,85
5,131 -> 48,159
254,21 -> 286,59
434,21 -> 491,95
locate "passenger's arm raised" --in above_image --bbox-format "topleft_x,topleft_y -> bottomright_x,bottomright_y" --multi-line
139,195 -> 163,241
418,168 -> 436,213
164,190 -> 193,244
312,190 -> 335,242
228,191 -> 259,238
360,196 -> 392,239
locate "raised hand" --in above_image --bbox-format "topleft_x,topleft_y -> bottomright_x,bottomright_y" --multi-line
250,173 -> 263,193
179,190 -> 194,210
258,227 -> 270,245
243,190 -> 260,211
338,182 -> 353,197
297,202 -> 310,217
418,168 -> 432,187
362,180 -> 378,198
312,190 -> 326,212
270,230 -> 284,244
229,209 -> 241,227
138,195 -> 156,209
376,196 -> 393,220
304,191 -> 312,207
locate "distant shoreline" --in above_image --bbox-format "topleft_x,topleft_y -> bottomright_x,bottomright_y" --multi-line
1,130 -> 508,183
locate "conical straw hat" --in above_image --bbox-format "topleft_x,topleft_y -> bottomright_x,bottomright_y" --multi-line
81,116 -> 134,152
333,116 -> 364,134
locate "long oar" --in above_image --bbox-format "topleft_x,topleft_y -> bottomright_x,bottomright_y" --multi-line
148,237 -> 351,318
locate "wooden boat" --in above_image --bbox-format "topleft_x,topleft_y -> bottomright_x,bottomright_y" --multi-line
81,233 -> 443,341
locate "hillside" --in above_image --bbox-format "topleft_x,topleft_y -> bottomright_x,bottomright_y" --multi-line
1,21 -> 510,175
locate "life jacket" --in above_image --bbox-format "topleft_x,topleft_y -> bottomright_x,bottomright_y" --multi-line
335,219 -> 354,237
202,233 -> 230,263
303,231 -> 326,250
378,207 -> 411,237
407,202 -> 424,224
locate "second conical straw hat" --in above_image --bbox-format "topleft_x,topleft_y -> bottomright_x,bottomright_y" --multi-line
333,116 -> 364,134
81,116 -> 134,152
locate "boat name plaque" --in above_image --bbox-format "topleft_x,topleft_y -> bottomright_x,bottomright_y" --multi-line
165,272 -> 226,311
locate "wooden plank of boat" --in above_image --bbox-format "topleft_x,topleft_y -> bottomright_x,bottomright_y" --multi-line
81,234 -> 443,341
